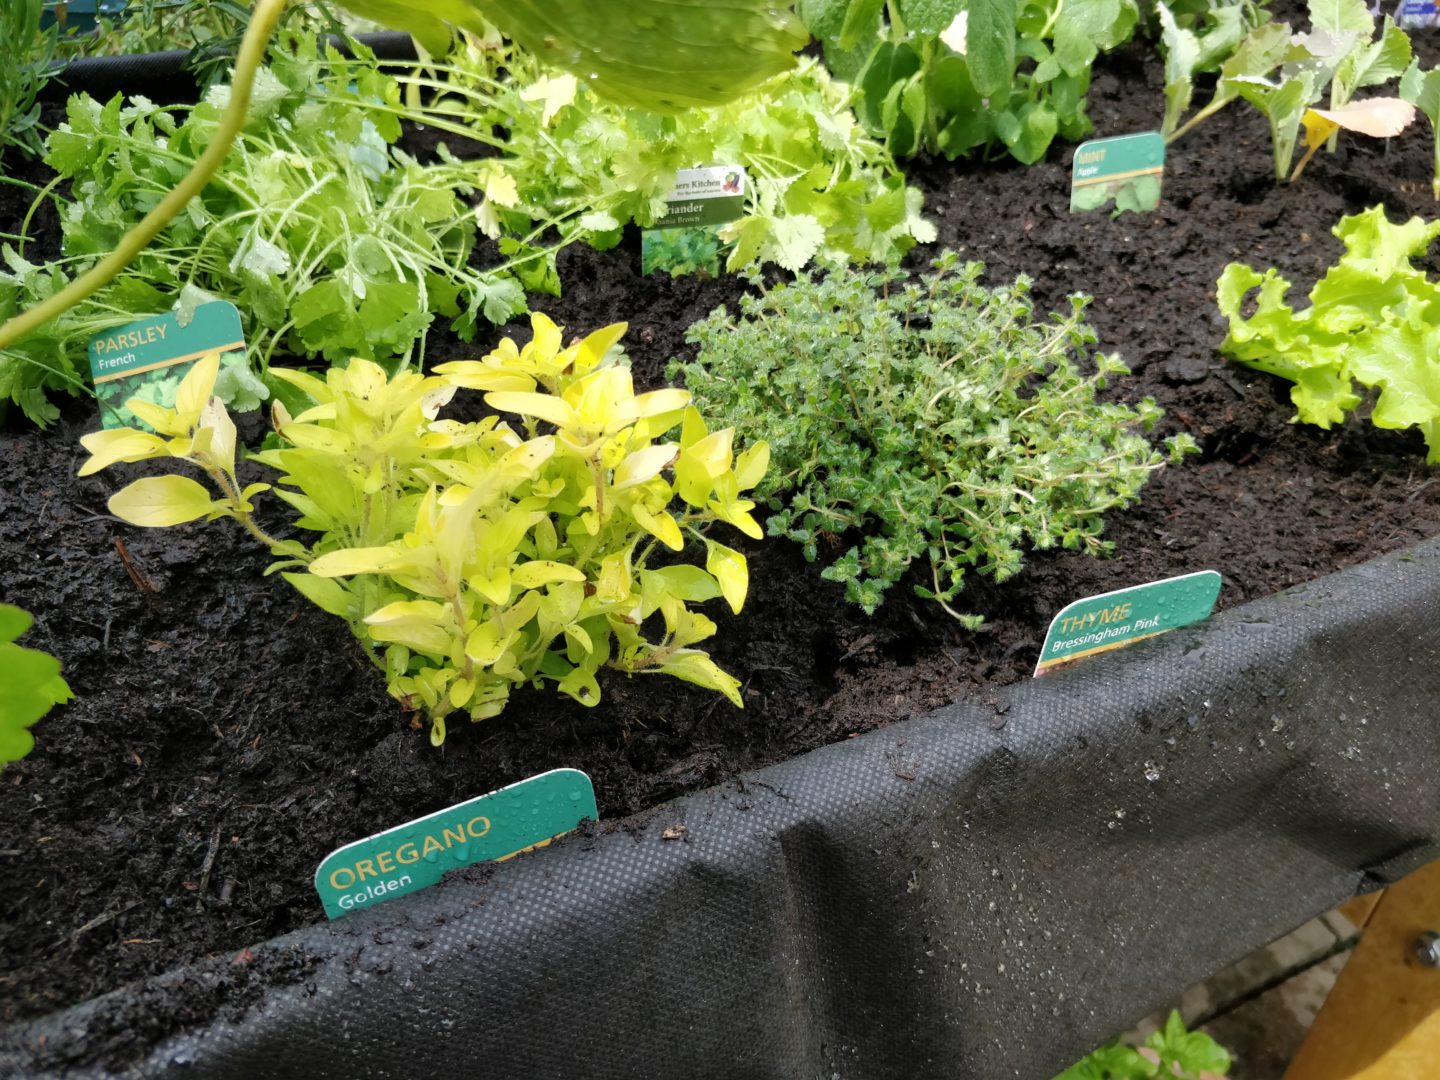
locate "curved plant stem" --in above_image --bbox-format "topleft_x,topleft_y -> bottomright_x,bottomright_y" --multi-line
0,0 -> 290,352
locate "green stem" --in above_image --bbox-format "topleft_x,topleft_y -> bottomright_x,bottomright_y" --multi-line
0,0 -> 290,352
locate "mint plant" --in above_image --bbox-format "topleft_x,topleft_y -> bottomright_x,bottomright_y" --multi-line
0,604 -> 72,768
79,323 -> 768,745
804,0 -> 1141,165
675,254 -> 1195,622
1054,1010 -> 1231,1079
1218,205 -> 1440,459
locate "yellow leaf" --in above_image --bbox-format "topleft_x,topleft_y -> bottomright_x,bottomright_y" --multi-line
127,398 -> 182,436
76,428 -> 168,476
364,600 -> 454,655
526,312 -> 564,366
574,322 -> 628,375
108,475 -> 216,527
512,560 -> 587,588
656,650 -> 742,708
268,366 -> 332,404
434,360 -> 535,393
281,572 -> 351,617
518,73 -> 577,126
613,444 -> 678,490
485,390 -> 578,430
468,567 -> 512,606
632,388 -> 690,418
465,621 -> 510,665
596,549 -> 633,603
199,396 -> 237,478
173,353 -> 221,430
629,503 -> 684,551
309,546 -> 402,577
734,440 -> 771,491
1307,98 -> 1416,139
706,541 -> 750,614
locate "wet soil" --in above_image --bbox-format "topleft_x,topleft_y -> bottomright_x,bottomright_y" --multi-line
5,28 -> 1440,1037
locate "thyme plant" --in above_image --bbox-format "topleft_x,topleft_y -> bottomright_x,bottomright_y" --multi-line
675,254 -> 1196,622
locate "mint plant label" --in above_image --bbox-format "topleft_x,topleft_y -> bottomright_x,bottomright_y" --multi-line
89,301 -> 248,431
1035,570 -> 1222,676
641,165 -> 746,277
1070,133 -> 1165,215
314,768 -> 597,919
1397,0 -> 1439,30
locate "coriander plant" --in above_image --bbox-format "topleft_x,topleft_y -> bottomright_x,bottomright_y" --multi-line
79,320 -> 768,745
675,254 -> 1195,622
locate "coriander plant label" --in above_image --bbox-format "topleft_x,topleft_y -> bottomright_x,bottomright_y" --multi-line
1034,570 -> 1222,676
1070,132 -> 1165,215
314,768 -> 597,919
642,165 -> 746,277
88,301 -> 247,431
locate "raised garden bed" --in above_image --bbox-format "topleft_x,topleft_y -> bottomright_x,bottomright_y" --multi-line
4,10 -> 1440,1077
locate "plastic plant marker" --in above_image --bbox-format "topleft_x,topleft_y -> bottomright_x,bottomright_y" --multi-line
1070,132 -> 1165,214
1397,0 -> 1440,32
1034,570 -> 1222,675
88,300 -> 248,431
641,166 -> 747,277
314,768 -> 598,919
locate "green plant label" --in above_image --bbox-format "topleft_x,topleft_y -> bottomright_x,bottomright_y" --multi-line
1070,132 -> 1165,215
642,165 -> 747,277
88,301 -> 247,431
313,768 -> 597,919
1034,570 -> 1221,675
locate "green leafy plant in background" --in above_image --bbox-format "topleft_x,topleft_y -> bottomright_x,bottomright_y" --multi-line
434,44 -> 932,273
802,0 -> 1142,165
0,604 -> 73,768
1401,58 -> 1440,198
0,0 -> 59,159
1217,205 -> 1440,459
1156,0 -> 1263,140
675,252 -> 1196,621
0,0 -> 807,399
1165,0 -> 1414,178
79,322 -> 768,745
1054,1010 -> 1231,1079
0,36 -> 538,427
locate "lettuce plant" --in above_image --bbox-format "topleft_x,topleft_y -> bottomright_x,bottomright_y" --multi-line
79,321 -> 767,745
0,604 -> 72,768
676,253 -> 1195,622
1218,205 -> 1440,458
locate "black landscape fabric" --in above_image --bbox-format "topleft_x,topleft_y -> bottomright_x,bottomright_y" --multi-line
4,537 -> 1438,1079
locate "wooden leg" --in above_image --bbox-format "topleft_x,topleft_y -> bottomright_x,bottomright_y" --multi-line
1283,861 -> 1440,1080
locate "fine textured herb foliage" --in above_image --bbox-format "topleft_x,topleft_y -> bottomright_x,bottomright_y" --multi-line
675,254 -> 1195,621
79,322 -> 768,745
0,0 -> 59,159
803,0 -> 1140,165
1054,1010 -> 1231,1080
0,604 -> 73,768
1218,205 -> 1440,460
0,38 -> 535,427
443,46 -> 933,273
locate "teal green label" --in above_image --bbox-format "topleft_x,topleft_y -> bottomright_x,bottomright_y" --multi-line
314,768 -> 597,919
643,165 -> 746,276
89,301 -> 247,430
1035,570 -> 1221,675
1070,132 -> 1165,214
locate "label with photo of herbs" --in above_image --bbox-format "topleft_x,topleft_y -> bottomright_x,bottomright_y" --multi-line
1070,132 -> 1165,215
641,165 -> 747,277
89,301 -> 248,431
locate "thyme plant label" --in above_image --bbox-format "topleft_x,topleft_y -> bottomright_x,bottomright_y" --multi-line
88,301 -> 247,431
1035,570 -> 1222,675
1070,132 -> 1165,214
641,165 -> 746,277
314,768 -> 597,919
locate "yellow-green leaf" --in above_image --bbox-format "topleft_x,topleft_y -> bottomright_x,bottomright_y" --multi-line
733,441 -> 771,491
364,600 -> 454,655
309,546 -> 402,577
76,428 -> 169,476
655,650 -> 743,708
706,542 -> 750,614
512,560 -> 587,588
484,391 -> 578,430
613,444 -> 678,490
108,475 -> 216,527
175,353 -> 221,429
281,572 -> 351,617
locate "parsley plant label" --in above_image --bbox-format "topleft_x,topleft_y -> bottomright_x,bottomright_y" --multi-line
89,301 -> 248,431
1034,571 -> 1221,676
314,768 -> 597,919
642,165 -> 746,277
1070,132 -> 1165,215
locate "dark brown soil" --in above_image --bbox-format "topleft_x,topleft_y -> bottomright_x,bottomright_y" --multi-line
6,29 -> 1440,1028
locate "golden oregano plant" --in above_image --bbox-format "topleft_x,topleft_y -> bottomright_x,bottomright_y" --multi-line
79,317 -> 769,745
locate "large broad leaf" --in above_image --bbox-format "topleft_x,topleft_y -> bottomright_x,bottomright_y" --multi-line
342,0 -> 807,111
967,0 -> 1018,97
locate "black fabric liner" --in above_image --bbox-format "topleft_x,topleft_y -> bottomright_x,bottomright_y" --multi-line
3,536 -> 1437,1079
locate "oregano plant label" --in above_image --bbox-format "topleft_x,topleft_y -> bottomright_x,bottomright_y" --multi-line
314,768 -> 598,919
641,165 -> 746,277
88,300 -> 249,431
1070,132 -> 1165,214
1034,570 -> 1222,676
